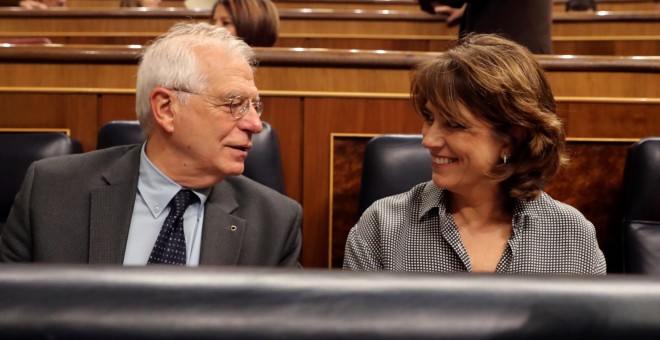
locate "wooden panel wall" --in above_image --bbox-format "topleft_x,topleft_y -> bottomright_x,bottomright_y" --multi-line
276,36 -> 660,56
4,34 -> 654,57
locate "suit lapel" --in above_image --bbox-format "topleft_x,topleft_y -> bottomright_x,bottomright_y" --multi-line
89,147 -> 141,264
199,181 -> 246,265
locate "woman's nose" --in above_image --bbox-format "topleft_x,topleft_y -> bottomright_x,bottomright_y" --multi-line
422,123 -> 446,149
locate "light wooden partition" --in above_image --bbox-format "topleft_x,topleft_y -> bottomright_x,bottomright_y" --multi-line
66,0 -> 185,7
1,45 -> 659,269
1,8 -> 658,38
275,35 -> 660,56
272,0 -> 660,12
277,9 -> 660,37
0,8 -> 208,36
1,45 -> 658,96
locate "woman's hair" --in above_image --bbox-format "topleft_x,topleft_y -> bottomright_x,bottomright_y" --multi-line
135,22 -> 254,135
410,33 -> 567,200
211,0 -> 280,47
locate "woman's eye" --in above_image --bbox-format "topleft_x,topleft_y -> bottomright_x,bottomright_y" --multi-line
445,121 -> 465,130
420,109 -> 434,123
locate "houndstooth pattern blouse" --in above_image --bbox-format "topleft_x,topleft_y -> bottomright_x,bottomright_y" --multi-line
343,181 -> 607,274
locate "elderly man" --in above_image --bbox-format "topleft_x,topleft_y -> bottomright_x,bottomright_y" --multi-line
0,22 -> 302,266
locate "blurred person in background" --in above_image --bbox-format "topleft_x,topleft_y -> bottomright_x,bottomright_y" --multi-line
120,0 -> 161,8
211,0 -> 279,47
418,0 -> 552,54
0,0 -> 66,9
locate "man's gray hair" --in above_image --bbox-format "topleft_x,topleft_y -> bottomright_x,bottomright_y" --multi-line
135,22 -> 255,135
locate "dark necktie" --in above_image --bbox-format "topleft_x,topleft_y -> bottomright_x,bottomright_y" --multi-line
147,189 -> 198,265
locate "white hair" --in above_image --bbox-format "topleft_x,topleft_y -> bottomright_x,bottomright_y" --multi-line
135,22 -> 255,134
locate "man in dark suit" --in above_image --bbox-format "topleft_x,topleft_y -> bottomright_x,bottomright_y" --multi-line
0,22 -> 302,266
419,0 -> 553,54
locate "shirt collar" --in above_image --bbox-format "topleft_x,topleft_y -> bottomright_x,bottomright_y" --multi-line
416,181 -> 545,225
138,142 -> 210,218
512,191 -> 547,225
417,181 -> 447,220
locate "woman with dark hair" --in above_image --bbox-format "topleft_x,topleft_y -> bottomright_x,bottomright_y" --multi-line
211,0 -> 279,47
343,34 -> 606,274
1,0 -> 65,9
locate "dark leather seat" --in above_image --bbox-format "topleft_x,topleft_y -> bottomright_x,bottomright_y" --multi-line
97,120 -> 286,194
2,265 -> 660,338
243,122 -> 286,194
97,120 -> 145,150
0,132 -> 81,232
622,137 -> 660,274
358,134 -> 431,216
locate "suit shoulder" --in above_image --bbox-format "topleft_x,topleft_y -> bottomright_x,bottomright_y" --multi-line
224,175 -> 300,210
35,145 -> 139,170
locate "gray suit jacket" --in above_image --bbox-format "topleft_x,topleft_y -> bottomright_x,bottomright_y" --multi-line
0,145 -> 302,266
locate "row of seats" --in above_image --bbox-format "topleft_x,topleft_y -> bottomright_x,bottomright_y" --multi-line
1,125 -> 659,274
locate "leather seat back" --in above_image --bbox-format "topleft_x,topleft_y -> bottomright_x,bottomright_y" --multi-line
0,132 -> 81,231
358,134 -> 431,216
622,137 -> 660,274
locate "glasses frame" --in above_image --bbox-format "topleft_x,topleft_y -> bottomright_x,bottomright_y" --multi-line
172,88 -> 263,120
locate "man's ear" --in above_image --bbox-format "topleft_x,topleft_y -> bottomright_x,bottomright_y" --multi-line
150,87 -> 177,133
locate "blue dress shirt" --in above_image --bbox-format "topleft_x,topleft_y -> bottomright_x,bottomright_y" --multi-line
123,143 -> 209,266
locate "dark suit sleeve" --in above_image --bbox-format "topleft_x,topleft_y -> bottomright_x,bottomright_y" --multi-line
0,163 -> 36,262
278,203 -> 303,268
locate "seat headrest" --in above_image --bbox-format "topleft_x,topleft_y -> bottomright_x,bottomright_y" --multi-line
622,137 -> 660,222
358,134 -> 431,215
0,133 -> 79,223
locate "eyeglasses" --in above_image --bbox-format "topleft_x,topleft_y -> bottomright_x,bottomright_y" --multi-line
173,89 -> 264,120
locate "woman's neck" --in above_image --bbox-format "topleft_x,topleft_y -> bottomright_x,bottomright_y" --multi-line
447,187 -> 512,229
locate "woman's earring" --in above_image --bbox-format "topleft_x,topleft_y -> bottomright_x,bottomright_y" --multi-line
502,153 -> 510,164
